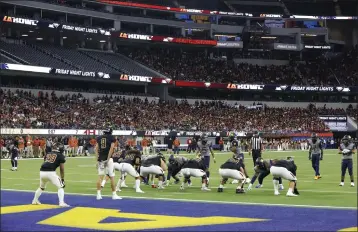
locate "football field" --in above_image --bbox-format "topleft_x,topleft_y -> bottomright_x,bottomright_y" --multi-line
1,150 -> 357,231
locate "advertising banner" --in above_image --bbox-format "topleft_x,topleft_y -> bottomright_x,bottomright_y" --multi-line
215,41 -> 243,48
304,45 -> 331,50
119,33 -> 217,46
274,43 -> 301,51
2,63 -> 357,93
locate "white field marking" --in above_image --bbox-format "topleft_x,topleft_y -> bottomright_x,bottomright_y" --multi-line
2,177 -> 356,194
1,188 -> 356,210
2,177 -> 92,183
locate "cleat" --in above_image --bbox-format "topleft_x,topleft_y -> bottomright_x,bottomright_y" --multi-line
274,191 -> 280,196
96,195 -> 102,200
286,192 -> 298,197
255,184 -> 263,188
231,180 -> 239,184
157,186 -> 165,189
245,178 -> 251,184
136,189 -> 145,193
112,195 -> 122,200
120,183 -> 128,188
317,176 -> 322,179
279,184 -> 284,190
59,203 -> 70,207
180,186 -> 185,190
187,183 -> 192,187
151,184 -> 157,188
351,183 -> 355,187
32,200 -> 41,205
293,188 -> 300,195
339,182 -> 344,186
236,188 -> 245,194
174,180 -> 180,185
314,176 -> 318,180
218,187 -> 223,192
116,188 -> 121,192
201,187 -> 211,191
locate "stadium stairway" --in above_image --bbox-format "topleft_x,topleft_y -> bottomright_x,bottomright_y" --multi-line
78,49 -> 125,73
115,50 -> 168,77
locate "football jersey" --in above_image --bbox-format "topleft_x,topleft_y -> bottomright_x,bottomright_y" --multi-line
40,151 -> 66,171
122,150 -> 142,166
182,158 -> 206,170
308,139 -> 322,155
141,155 -> 161,167
271,159 -> 297,174
197,141 -> 212,157
340,143 -> 356,160
96,134 -> 115,162
231,139 -> 242,154
220,158 -> 242,171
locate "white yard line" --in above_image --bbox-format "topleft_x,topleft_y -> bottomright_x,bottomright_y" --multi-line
1,177 -> 356,194
1,188 -> 356,210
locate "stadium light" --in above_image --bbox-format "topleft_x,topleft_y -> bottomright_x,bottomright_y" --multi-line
99,40 -> 106,43
63,37 -> 67,39
36,38 -> 43,40
22,34 -> 28,37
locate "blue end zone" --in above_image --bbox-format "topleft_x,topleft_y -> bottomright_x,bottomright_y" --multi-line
1,190 -> 357,231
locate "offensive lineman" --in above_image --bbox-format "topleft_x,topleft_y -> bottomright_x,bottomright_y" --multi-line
251,157 -> 299,197
180,157 -> 210,191
95,128 -> 121,200
166,154 -> 191,186
140,153 -> 167,189
196,135 -> 216,185
308,133 -> 323,180
218,154 -> 246,194
32,143 -> 69,207
338,135 -> 356,187
115,149 -> 144,193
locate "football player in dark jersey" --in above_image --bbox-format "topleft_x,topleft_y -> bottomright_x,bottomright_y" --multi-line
32,143 -> 69,207
114,149 -> 144,193
180,157 -> 210,191
95,128 -> 121,200
166,154 -> 191,186
253,157 -> 299,197
140,153 -> 167,189
10,140 -> 19,171
218,154 -> 246,194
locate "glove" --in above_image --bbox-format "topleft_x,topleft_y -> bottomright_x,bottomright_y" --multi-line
166,181 -> 170,186
61,179 -> 66,188
342,149 -> 350,154
247,183 -> 252,190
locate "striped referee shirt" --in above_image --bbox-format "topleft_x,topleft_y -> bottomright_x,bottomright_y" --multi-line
250,136 -> 262,150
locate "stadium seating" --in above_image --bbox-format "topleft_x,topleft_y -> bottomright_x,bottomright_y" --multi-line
0,39 -> 75,69
0,88 -> 338,132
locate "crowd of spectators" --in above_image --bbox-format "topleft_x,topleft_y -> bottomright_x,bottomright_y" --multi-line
122,46 -> 358,86
1,88 -> 345,133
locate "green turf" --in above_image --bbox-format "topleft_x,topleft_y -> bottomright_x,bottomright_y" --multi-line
1,150 -> 357,208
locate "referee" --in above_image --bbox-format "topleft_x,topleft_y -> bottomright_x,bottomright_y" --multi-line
249,131 -> 263,166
